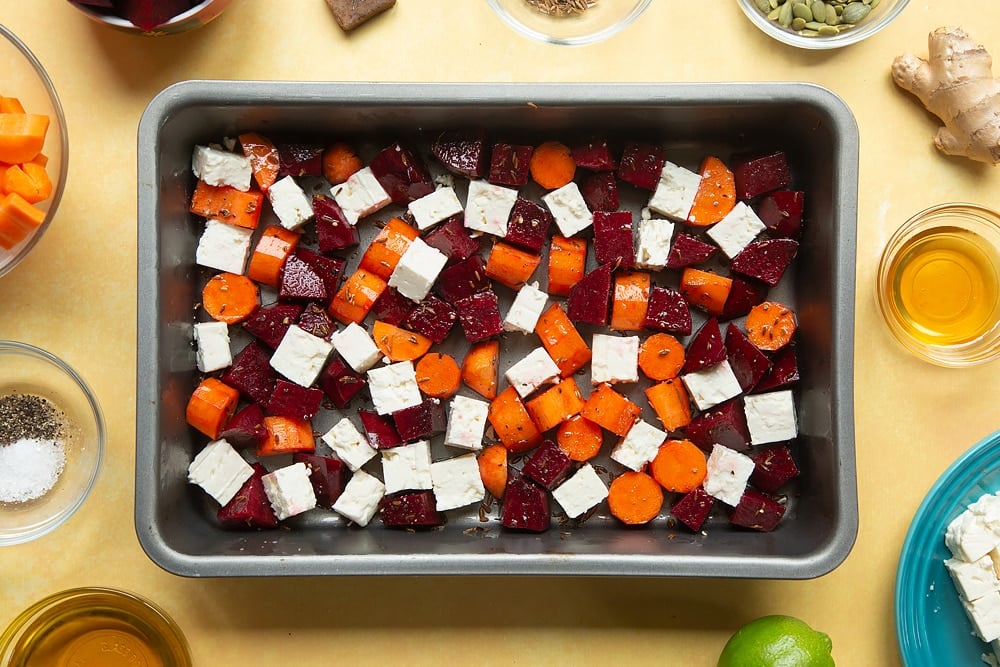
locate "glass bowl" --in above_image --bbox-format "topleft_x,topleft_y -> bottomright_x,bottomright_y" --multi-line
66,0 -> 233,36
0,587 -> 191,667
0,25 -> 68,278
0,341 -> 104,546
736,0 -> 909,50
486,0 -> 652,46
876,203 -> 1000,367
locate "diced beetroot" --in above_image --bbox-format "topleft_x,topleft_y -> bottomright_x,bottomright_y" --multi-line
217,463 -> 279,530
505,198 -> 552,253
756,190 -> 804,239
295,247 -> 345,298
732,151 -> 791,201
579,171 -> 619,213
219,403 -> 267,449
681,317 -> 726,374
685,400 -> 750,452
665,233 -> 718,269
567,262 -> 613,326
313,194 -> 360,251
317,357 -> 367,409
114,0 -> 194,31
380,490 -> 445,528
296,302 -> 335,340
279,254 -> 327,301
293,453 -> 349,508
368,142 -> 434,204
242,302 -> 304,349
358,409 -> 403,450
521,439 -> 573,491
725,323 -> 772,393
592,211 -> 634,268
454,290 -> 503,343
268,379 -> 324,421
752,345 -> 800,393
403,295 -> 457,344
671,486 -> 714,532
729,489 -> 786,532
730,238 -> 798,287
436,254 -> 490,305
618,141 -> 665,190
750,444 -> 800,494
372,288 -> 417,327
277,142 -> 324,178
392,398 -> 446,442
501,473 -> 550,533
571,137 -> 617,171
431,129 -> 487,179
222,342 -> 277,406
720,277 -> 769,321
488,143 -> 533,187
424,215 -> 483,265
642,286 -> 692,336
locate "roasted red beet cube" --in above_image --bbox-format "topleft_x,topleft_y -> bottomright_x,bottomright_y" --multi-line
222,342 -> 277,406
501,473 -> 551,533
592,211 -> 634,268
369,142 -> 434,204
279,254 -> 328,302
681,317 -> 726,374
756,190 -> 804,239
671,486 -> 714,532
372,288 -> 416,326
292,453 -> 349,508
424,215 -> 482,265
685,400 -> 750,452
392,398 -> 446,442
268,379 -> 324,421
643,287 -> 692,336
732,151 -> 791,201
488,143 -> 533,186
725,323 -> 772,393
505,198 -> 552,252
243,302 -> 303,349
359,409 -> 403,450
729,489 -> 786,532
277,142 -> 324,178
579,171 -> 620,212
521,440 -> 573,491
431,129 -> 487,179
618,141 -> 665,190
750,444 -> 800,494
313,193 -> 359,251
295,247 -> 346,297
454,290 -> 503,343
317,357 -> 367,409
380,490 -> 445,528
404,295 -> 457,344
571,137 -> 617,171
567,262 -> 613,326
436,254 -> 490,305
664,233 -> 718,269
730,238 -> 798,287
219,403 -> 267,449
217,463 -> 279,529
720,277 -> 769,321
296,302 -> 335,340
752,345 -> 799,393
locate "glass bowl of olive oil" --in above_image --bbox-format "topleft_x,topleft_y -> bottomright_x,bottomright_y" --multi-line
877,203 -> 1000,366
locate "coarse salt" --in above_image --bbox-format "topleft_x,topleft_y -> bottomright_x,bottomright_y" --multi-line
0,437 -> 66,503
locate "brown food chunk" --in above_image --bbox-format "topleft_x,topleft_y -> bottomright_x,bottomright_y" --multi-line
326,0 -> 396,31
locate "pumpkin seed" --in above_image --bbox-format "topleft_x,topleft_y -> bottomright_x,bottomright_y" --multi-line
791,2 -> 812,20
825,9 -> 841,25
768,6 -> 781,20
755,0 -> 771,11
810,1 -> 827,22
841,1 -> 870,22
817,24 -> 839,35
778,0 -> 794,26
791,16 -> 807,29
798,29 -> 820,36
769,0 -> 779,7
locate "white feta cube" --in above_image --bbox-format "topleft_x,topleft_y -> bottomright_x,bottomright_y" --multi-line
542,182 -> 593,237
648,160 -> 701,221
464,179 -> 518,237
193,321 -> 232,373
706,201 -> 766,259
408,186 -> 463,231
267,175 -> 314,230
331,322 -> 381,373
332,470 -> 385,527
964,591 -> 1000,642
610,420 -> 666,471
553,464 -> 609,519
269,325 -> 334,387
947,556 -> 1000,603
367,361 -> 422,415
948,509 -> 1000,563
195,218 -> 254,274
591,334 -> 639,385
431,453 -> 485,511
444,395 -> 489,450
744,390 -> 797,445
321,417 -> 377,472
192,145 -> 252,191
261,462 -> 317,520
504,347 -> 561,398
681,360 -> 743,411
388,237 -> 448,303
634,218 -> 676,270
503,282 -> 548,334
331,166 -> 391,225
703,444 -> 755,506
187,439 -> 253,506
381,440 -> 434,494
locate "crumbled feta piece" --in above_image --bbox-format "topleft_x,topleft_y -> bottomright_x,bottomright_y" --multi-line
381,440 -> 434,494
261,462 -> 317,520
332,470 -> 385,527
610,420 -> 666,471
331,166 -> 391,225
948,506 -> 1000,563
947,555 -> 1000,603
648,160 -> 701,221
504,347 -> 561,398
269,325 -> 334,387
331,322 -> 381,373
634,218 -> 675,270
187,439 -> 253,506
681,360 -> 743,411
268,175 -> 314,230
192,144 -> 252,191
965,592 -> 1000,642
744,390 -> 797,445
591,334 -> 639,385
464,179 -> 518,237
553,464 -> 609,519
193,321 -> 232,373
542,182 -> 592,237
703,444 -> 755,507
367,361 -> 422,415
444,395 -> 489,450
195,218 -> 254,274
408,186 -> 463,231
431,453 -> 485,511
388,237 -> 448,303
503,282 -> 548,334
706,201 -> 766,258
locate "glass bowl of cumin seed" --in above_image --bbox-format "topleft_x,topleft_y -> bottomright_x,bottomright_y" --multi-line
486,0 -> 652,46
0,341 -> 105,546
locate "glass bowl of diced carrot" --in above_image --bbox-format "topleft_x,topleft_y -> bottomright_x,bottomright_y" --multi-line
0,24 -> 67,278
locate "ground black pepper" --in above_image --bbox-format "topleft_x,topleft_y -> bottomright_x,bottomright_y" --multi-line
0,393 -> 64,446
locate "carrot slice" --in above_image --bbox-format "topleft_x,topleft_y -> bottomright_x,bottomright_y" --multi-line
238,132 -> 280,192
488,386 -> 543,454
0,97 -> 25,114
185,377 -> 240,440
0,113 -> 48,164
0,191 -> 45,249
638,333 -> 685,381
686,156 -> 736,226
529,141 -> 576,190
679,267 -> 732,317
372,320 -> 432,362
525,376 -> 585,433
415,352 -> 462,399
322,142 -> 363,185
359,217 -> 419,280
645,378 -> 692,431
478,444 -> 508,499
556,414 -> 604,462
247,225 -> 300,288
580,383 -> 641,437
329,268 -> 388,325
607,471 -> 664,525
2,162 -> 52,204
202,272 -> 260,324
610,271 -> 651,332
649,439 -> 707,493
746,301 -> 797,351
461,339 -> 499,400
189,180 -> 264,230
547,235 -> 587,296
535,303 -> 591,377
257,416 -> 316,457
485,241 -> 541,290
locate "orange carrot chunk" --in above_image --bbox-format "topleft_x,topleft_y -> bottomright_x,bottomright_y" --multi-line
610,271 -> 651,332
607,471 -> 664,525
645,378 -> 692,431
679,267 -> 733,317
0,97 -> 25,114
189,180 -> 265,230
322,142 -> 363,185
686,156 -> 736,226
488,386 -> 543,454
525,376 -> 585,433
485,241 -> 541,290
461,339 -> 499,400
0,113 -> 48,164
257,416 -> 316,457
202,272 -> 260,324
247,225 -> 300,288
547,235 -> 587,296
359,217 -> 419,280
638,333 -> 685,381
529,141 -> 576,190
556,414 -> 604,462
185,377 -> 240,440
415,352 -> 462,399
649,439 -> 707,493
0,191 -> 45,249
329,268 -> 388,325
2,162 -> 52,204
746,301 -> 797,351
372,320 -> 432,362
238,132 -> 280,192
580,383 -> 642,437
478,444 -> 508,499
535,303 -> 591,377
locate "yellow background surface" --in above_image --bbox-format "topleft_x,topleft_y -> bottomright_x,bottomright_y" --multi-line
2,1 -> 1000,664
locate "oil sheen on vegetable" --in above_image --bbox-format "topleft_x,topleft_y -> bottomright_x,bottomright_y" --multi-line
890,227 -> 1000,345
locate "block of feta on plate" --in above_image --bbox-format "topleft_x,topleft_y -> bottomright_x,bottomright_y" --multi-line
321,417 -> 377,472
381,440 -> 434,494
504,347 -> 561,398
465,179 -> 518,237
503,282 -> 548,334
193,321 -> 232,373
195,218 -> 254,274
744,390 -> 797,445
269,324 -> 334,387
965,591 -> 1000,642
388,237 -> 448,303
553,464 -> 609,519
261,461 -> 317,520
610,420 -> 666,471
681,359 -> 743,411
703,444 -> 755,507
331,322 -> 381,373
634,218 -> 675,270
408,186 -> 463,231
648,161 -> 701,221
192,144 -> 252,191
431,453 -> 486,511
444,394 -> 489,450
591,333 -> 639,385
332,469 -> 385,527
268,175 -> 314,230
706,201 -> 766,259
542,182 -> 593,237
367,360 -> 422,415
187,438 -> 254,506
946,555 -> 1000,603
331,166 -> 392,225
947,494 -> 1000,562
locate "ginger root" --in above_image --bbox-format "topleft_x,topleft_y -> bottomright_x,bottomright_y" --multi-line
892,27 -> 1000,165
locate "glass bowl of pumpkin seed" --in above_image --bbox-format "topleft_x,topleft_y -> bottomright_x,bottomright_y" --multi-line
737,0 -> 909,49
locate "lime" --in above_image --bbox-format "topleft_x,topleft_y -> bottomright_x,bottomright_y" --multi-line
717,615 -> 835,667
